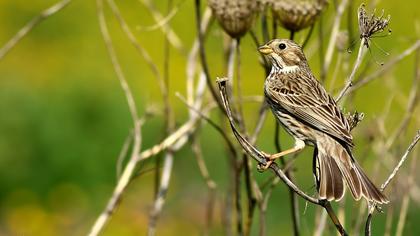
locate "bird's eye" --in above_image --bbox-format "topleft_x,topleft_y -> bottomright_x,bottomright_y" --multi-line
279,43 -> 286,50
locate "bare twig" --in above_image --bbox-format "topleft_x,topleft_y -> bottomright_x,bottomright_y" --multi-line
136,2 -> 181,31
302,24 -> 315,49
235,38 -> 246,131
395,147 -> 418,236
176,94 -> 237,157
259,178 -> 280,236
147,152 -> 174,236
351,40 -> 420,92
138,74 -> 209,163
380,130 -> 420,191
138,0 -> 185,54
116,131 -> 133,179
191,136 -> 217,235
385,50 -> 420,148
0,0 -> 72,60
313,210 -> 328,236
106,0 -> 165,100
336,38 -> 366,102
148,0 -> 177,231
365,130 -> 420,236
186,8 -> 213,108
384,205 -> 394,236
88,1 -> 143,235
261,7 -> 269,43
322,0 -> 349,79
194,0 -> 224,112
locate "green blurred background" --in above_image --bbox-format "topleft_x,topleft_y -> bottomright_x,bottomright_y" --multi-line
0,0 -> 419,235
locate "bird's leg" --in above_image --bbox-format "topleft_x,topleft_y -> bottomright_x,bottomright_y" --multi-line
258,139 -> 305,171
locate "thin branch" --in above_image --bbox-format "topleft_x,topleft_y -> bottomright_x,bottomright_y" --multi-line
385,49 -> 420,148
350,40 -> 420,92
194,0 -> 224,112
0,0 -> 71,60
328,53 -> 343,92
148,0 -> 177,231
88,1 -> 143,235
384,205 -> 394,236
365,130 -> 420,236
138,0 -> 185,54
395,147 -> 418,236
116,131 -> 133,179
191,136 -> 217,235
147,152 -> 174,236
313,210 -> 328,236
106,0 -> 165,100
235,38 -> 246,131
322,0 -> 349,80
259,178 -> 280,236
395,189 -> 410,236
186,8 -> 213,108
261,7 -> 269,43
302,24 -> 315,49
136,2 -> 181,31
380,130 -> 420,191
336,38 -> 366,102
176,94 -> 237,157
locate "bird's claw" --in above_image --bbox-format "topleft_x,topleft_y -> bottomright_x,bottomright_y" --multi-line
257,151 -> 274,172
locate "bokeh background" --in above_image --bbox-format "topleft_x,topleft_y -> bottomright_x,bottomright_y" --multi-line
0,0 -> 419,235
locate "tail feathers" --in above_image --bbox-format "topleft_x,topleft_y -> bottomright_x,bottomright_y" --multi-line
315,149 -> 345,201
314,143 -> 389,204
354,161 -> 389,204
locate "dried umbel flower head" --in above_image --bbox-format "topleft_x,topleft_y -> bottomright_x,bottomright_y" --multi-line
346,111 -> 364,131
209,0 -> 258,38
358,4 -> 391,46
270,0 -> 327,32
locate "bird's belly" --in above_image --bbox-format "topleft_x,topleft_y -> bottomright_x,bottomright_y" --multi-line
272,109 -> 317,145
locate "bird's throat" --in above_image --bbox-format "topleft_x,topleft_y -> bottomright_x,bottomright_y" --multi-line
272,65 -> 300,74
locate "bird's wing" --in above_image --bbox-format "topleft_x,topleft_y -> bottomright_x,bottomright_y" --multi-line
265,72 -> 353,146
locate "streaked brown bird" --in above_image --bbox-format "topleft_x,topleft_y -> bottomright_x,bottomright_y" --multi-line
258,39 -> 388,204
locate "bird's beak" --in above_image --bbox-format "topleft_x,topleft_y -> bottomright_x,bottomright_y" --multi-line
258,45 -> 273,55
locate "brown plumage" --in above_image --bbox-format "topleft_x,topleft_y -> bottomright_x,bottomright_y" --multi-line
259,39 -> 388,204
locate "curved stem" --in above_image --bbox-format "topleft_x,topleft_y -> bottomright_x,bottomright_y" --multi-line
194,0 -> 224,112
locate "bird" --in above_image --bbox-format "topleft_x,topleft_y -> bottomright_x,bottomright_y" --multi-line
258,38 -> 388,204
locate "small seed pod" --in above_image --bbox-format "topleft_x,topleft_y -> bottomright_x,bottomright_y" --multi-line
270,0 -> 327,32
208,0 -> 258,38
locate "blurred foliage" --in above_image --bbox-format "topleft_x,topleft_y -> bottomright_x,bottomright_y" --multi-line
0,0 -> 419,235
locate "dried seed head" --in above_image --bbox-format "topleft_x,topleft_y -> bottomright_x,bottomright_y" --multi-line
270,0 -> 327,32
346,111 -> 364,131
209,0 -> 258,38
358,4 -> 391,46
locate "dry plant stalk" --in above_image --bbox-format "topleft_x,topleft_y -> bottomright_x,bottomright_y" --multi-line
0,0 -> 72,60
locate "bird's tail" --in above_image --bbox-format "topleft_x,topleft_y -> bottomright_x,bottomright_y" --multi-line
313,138 -> 389,204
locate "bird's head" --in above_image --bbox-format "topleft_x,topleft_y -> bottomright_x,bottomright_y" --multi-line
258,39 -> 308,73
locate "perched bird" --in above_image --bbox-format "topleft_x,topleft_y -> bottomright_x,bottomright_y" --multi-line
258,39 -> 388,204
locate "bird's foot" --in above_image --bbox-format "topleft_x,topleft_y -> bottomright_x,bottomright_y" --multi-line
257,151 -> 275,172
